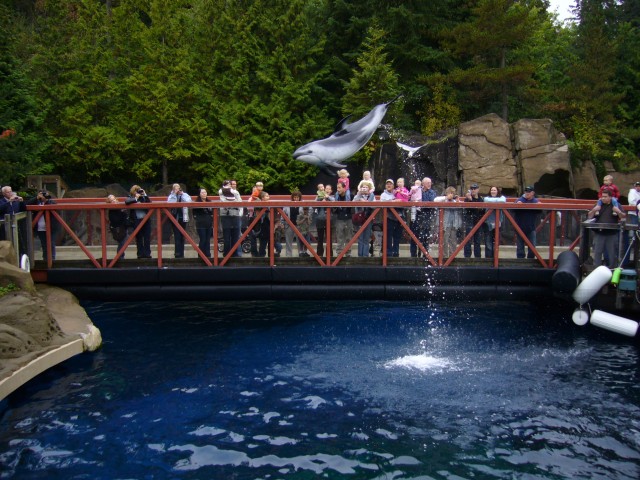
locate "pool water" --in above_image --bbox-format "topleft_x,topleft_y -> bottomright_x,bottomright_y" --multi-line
1,300 -> 639,479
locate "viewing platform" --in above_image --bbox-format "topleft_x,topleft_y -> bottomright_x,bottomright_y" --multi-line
1,195 -> 620,301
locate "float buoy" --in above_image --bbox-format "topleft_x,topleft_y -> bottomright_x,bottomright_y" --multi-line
572,266 -> 612,305
590,310 -> 639,337
552,251 -> 581,294
20,254 -> 30,272
572,308 -> 590,326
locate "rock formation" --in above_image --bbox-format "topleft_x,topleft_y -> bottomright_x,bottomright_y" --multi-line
0,241 -> 100,390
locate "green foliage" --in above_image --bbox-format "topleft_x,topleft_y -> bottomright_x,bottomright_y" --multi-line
420,75 -> 461,136
0,4 -> 51,186
0,282 -> 19,298
440,0 -> 543,121
1,0 -> 640,192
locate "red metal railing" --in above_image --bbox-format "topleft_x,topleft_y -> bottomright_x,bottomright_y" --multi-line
26,197 -> 601,269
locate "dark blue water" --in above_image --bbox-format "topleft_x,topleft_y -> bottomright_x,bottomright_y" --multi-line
1,300 -> 639,479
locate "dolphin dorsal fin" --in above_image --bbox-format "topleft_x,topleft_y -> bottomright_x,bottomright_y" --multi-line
333,115 -> 352,135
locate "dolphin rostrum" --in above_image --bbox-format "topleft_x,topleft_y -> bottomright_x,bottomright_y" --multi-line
293,95 -> 401,175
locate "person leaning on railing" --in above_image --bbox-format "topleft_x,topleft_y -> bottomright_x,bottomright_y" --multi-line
106,194 -> 129,258
125,185 -> 152,259
588,188 -> 626,268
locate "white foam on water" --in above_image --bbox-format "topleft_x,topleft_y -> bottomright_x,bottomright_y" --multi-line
189,426 -> 226,437
384,354 -> 454,372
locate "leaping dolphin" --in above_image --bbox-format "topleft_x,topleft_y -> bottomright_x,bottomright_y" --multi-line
293,95 -> 401,175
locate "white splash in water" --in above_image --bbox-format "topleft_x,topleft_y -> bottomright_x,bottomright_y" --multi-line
384,353 -> 454,372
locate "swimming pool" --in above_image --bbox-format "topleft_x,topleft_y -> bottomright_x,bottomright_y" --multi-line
1,300 -> 639,479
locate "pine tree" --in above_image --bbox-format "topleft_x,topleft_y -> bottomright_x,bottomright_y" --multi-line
0,5 -> 50,186
441,0 -> 543,121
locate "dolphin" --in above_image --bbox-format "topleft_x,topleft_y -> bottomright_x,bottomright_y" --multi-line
293,95 -> 401,175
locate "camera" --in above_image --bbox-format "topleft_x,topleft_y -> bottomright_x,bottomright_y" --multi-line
137,188 -> 145,194
40,190 -> 51,200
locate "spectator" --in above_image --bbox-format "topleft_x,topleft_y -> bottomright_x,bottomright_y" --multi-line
483,186 -> 506,259
357,171 -> 375,193
627,182 -> 640,226
410,177 -> 437,257
588,189 -> 625,267
394,177 -> 410,201
219,181 -> 243,257
28,190 -> 59,262
598,174 -> 620,201
296,206 -> 313,257
380,179 -> 405,257
247,181 -> 264,256
333,181 -> 353,256
337,169 -> 350,191
514,185 -> 540,259
353,181 -> 375,257
463,183 -> 484,258
125,185 -> 152,259
434,187 -> 462,259
283,190 -> 302,257
106,194 -> 129,258
314,184 -> 334,257
193,188 -> 214,258
0,185 -> 26,248
255,191 -> 281,257
167,183 -> 192,258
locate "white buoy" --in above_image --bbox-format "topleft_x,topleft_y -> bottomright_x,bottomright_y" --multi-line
590,310 -> 639,337
572,308 -> 590,326
20,254 -> 30,272
572,266 -> 612,305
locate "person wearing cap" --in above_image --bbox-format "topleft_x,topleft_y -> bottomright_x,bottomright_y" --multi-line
514,186 -> 541,259
463,183 -> 484,258
218,181 -> 243,257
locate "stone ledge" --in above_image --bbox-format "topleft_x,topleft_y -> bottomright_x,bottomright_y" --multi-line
0,339 -> 84,400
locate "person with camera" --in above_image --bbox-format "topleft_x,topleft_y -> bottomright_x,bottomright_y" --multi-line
218,181 -> 243,257
125,185 -> 152,259
167,183 -> 192,258
106,194 -> 129,259
27,190 -> 59,262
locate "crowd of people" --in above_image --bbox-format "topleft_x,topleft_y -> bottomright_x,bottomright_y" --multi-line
4,171 -> 640,264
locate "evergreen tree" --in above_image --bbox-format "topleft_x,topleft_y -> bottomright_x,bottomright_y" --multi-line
186,0 -> 332,192
341,23 -> 401,162
0,4 -> 50,186
441,0 -> 543,121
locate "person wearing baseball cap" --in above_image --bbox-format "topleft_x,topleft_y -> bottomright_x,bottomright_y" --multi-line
514,185 -> 540,259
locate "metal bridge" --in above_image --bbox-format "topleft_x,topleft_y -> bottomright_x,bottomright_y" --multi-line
1,196 -> 618,301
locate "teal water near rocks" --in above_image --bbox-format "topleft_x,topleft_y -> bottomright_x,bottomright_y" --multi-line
0,300 -> 639,479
